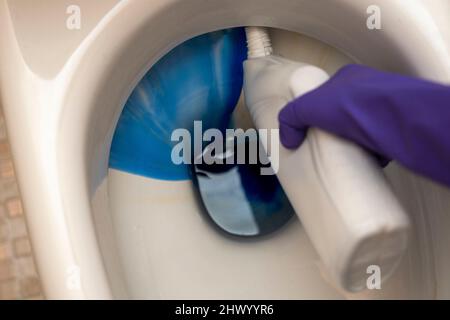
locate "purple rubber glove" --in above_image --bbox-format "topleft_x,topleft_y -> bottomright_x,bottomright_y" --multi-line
278,64 -> 450,187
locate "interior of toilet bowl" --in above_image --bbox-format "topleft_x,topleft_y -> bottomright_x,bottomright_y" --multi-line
56,0 -> 450,299
107,29 -> 353,299
104,28 -> 440,299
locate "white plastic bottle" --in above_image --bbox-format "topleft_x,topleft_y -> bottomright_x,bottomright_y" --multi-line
243,27 -> 411,292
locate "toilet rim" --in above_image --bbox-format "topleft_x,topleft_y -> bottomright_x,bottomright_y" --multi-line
52,0 -> 450,298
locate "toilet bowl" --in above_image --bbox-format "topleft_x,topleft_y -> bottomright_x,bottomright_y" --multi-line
0,0 -> 450,299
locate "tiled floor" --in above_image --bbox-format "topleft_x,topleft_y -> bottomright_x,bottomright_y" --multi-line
0,109 -> 43,300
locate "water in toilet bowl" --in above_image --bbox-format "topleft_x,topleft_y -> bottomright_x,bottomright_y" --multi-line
191,133 -> 294,237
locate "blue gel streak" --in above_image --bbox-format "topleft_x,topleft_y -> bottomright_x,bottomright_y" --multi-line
109,28 -> 247,180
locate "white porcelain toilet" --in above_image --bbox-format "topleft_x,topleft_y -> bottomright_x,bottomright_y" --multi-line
1,0 -> 450,299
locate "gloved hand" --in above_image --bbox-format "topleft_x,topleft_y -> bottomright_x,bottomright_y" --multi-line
278,64 -> 450,187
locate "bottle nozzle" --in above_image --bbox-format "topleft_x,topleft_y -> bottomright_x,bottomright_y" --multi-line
245,27 -> 273,59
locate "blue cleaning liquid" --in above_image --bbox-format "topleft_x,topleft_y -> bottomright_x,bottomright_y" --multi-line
109,28 -> 247,180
